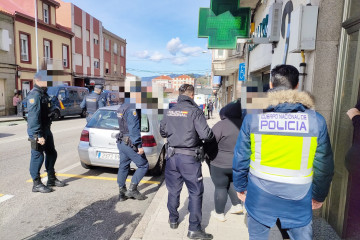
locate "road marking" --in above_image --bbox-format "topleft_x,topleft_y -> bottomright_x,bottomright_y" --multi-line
27,173 -> 160,184
0,194 -> 14,203
26,162 -> 81,183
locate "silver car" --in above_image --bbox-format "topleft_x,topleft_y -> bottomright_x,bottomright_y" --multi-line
78,106 -> 166,175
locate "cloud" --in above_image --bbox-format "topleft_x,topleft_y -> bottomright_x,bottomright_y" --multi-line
134,50 -> 149,59
172,57 -> 189,65
167,37 -> 183,55
180,46 -> 204,56
149,51 -> 166,62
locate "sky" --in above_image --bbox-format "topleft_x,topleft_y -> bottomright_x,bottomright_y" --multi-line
68,0 -> 213,78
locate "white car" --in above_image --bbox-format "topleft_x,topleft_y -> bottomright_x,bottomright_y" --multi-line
77,106 -> 166,175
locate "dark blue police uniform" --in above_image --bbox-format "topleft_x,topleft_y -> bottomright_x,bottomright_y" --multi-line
160,95 -> 214,232
117,103 -> 149,201
80,90 -> 106,121
27,84 -> 65,193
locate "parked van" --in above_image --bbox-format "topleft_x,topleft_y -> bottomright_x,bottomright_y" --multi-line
23,85 -> 89,120
47,85 -> 89,119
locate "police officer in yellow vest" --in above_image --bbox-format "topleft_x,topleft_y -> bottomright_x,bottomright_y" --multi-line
233,65 -> 334,240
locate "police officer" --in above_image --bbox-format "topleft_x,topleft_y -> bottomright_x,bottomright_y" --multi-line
27,72 -> 66,193
80,84 -> 106,121
160,84 -> 214,240
117,103 -> 149,201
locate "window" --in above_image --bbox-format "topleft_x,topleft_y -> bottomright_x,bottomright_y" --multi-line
94,59 -> 99,69
62,45 -> 69,68
43,4 -> 49,24
74,25 -> 82,38
20,33 -> 30,62
94,34 -> 99,45
114,43 -> 118,54
44,39 -> 51,59
58,89 -> 66,100
105,62 -> 109,74
114,64 -> 117,74
121,45 -> 124,56
74,53 -> 82,66
105,39 -> 109,51
86,30 -> 90,42
121,66 -> 124,74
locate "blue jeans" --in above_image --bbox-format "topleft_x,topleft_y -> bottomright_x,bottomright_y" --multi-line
117,142 -> 149,187
29,128 -> 57,180
248,214 -> 312,240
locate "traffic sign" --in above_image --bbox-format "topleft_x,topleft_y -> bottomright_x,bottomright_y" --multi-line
239,63 -> 246,81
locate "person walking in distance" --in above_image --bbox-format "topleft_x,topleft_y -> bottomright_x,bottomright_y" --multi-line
160,84 -> 215,240
207,100 -> 213,119
233,65 -> 334,240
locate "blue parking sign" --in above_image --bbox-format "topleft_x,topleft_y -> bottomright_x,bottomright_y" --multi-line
239,63 -> 246,81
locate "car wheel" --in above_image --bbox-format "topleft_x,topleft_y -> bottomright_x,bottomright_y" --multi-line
53,109 -> 61,120
81,161 -> 93,169
149,148 -> 165,176
80,109 -> 87,118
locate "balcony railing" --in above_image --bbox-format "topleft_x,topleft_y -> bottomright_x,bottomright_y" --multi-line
40,58 -> 64,71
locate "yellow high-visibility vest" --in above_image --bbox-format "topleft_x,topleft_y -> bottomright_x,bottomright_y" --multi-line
249,133 -> 318,184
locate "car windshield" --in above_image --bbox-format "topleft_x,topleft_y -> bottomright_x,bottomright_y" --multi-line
47,87 -> 58,98
87,110 -> 119,130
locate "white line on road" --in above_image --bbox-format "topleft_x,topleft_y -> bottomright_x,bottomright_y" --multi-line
0,126 -> 84,144
0,194 -> 14,203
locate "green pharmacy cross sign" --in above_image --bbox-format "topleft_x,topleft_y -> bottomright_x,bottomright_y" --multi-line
198,0 -> 251,49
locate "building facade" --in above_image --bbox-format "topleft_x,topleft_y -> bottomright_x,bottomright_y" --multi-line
103,27 -> 126,91
211,0 -> 360,237
172,74 -> 195,90
152,75 -> 173,89
57,0 -> 103,87
0,11 -> 16,115
0,0 -> 73,99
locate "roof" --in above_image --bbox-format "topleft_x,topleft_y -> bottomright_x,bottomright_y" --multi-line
153,75 -> 172,80
126,73 -> 135,77
174,75 -> 192,79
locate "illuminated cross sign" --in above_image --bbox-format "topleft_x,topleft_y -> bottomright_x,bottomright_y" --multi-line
198,0 -> 251,49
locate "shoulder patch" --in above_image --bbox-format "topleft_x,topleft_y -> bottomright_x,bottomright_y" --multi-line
29,98 -> 35,104
133,110 -> 137,116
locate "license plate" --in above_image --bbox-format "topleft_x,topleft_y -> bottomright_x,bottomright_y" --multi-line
97,152 -> 119,160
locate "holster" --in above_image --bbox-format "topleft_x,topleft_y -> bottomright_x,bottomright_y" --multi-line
120,135 -> 138,152
195,146 -> 205,162
28,134 -> 42,151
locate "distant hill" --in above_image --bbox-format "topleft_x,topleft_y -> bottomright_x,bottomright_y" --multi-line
141,74 -> 204,82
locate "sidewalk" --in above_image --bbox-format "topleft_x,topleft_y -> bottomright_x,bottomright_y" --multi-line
0,115 -> 24,123
130,112 -> 340,240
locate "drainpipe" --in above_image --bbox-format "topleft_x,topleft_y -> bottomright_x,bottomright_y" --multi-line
298,50 -> 306,91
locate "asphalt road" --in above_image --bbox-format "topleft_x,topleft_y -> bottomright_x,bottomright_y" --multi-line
0,116 -> 164,240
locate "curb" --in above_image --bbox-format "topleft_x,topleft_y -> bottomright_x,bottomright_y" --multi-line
130,181 -> 168,240
0,118 -> 24,123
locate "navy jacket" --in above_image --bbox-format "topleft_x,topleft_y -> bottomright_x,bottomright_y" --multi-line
80,92 -> 106,114
27,85 -> 52,139
160,95 -> 214,148
117,104 -> 142,148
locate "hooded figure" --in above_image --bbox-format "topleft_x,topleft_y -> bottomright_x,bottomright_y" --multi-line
206,100 -> 245,222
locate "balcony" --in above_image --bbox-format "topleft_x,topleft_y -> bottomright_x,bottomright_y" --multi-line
212,50 -> 244,76
41,58 -> 64,72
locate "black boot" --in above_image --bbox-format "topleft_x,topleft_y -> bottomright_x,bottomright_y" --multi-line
47,173 -> 66,187
125,182 -> 147,200
33,177 -> 52,193
119,186 -> 128,202
187,230 -> 213,240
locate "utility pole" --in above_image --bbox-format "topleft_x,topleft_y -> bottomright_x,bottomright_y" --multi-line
34,0 -> 39,71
